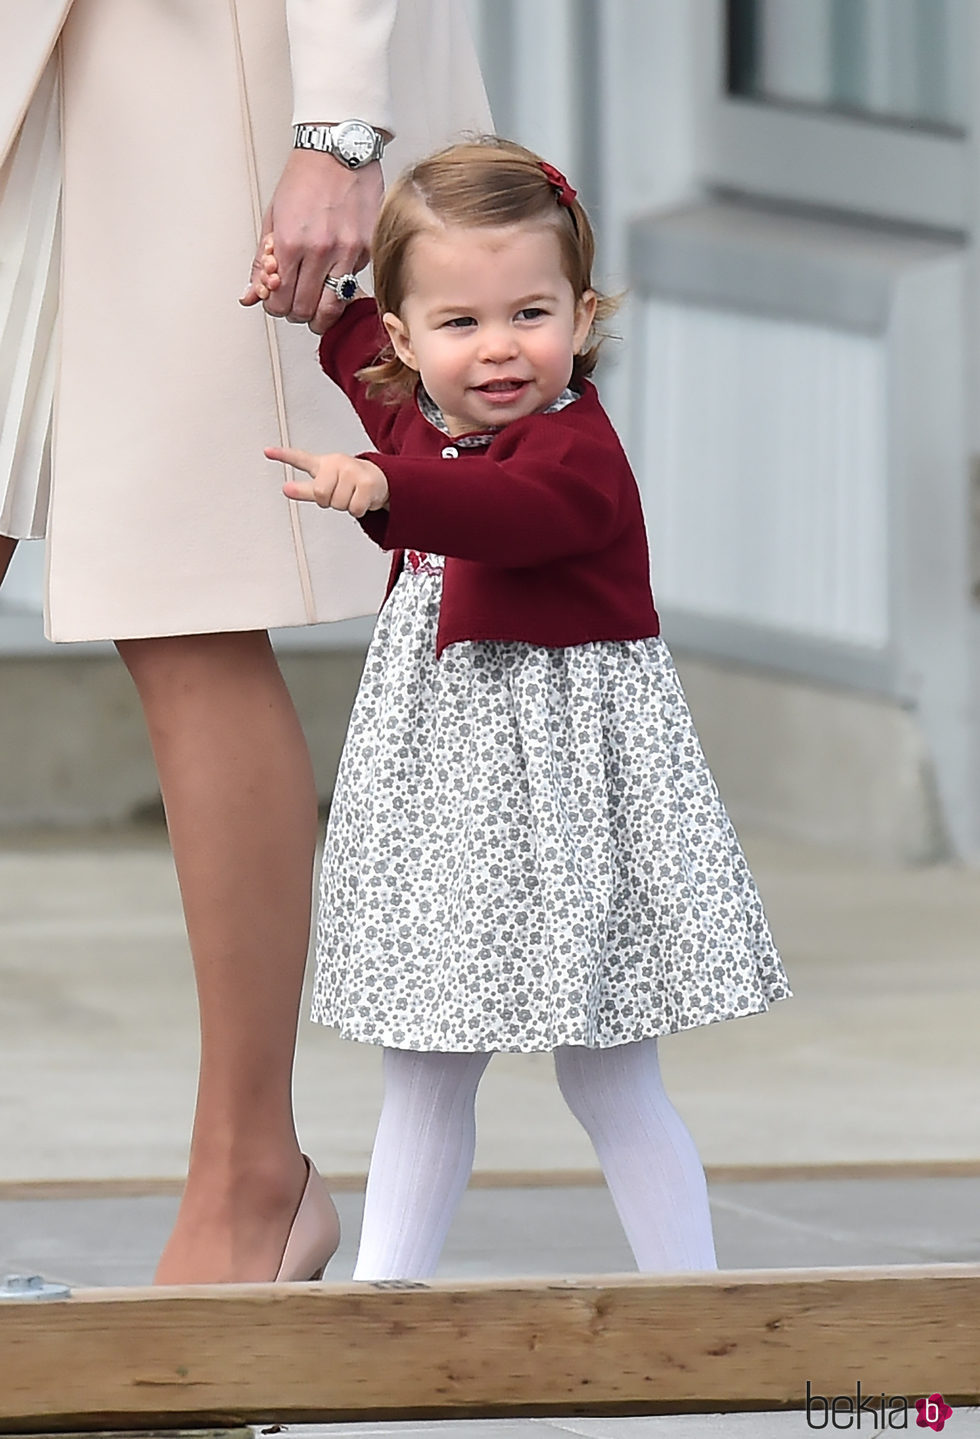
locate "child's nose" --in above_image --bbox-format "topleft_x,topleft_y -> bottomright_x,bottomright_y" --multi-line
479,325 -> 518,360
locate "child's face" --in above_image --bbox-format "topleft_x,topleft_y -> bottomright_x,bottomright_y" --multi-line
382,223 -> 597,437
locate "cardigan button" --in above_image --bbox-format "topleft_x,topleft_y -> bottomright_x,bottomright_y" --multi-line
441,445 -> 460,459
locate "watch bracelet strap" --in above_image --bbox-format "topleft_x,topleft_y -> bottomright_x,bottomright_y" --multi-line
293,122 -> 385,162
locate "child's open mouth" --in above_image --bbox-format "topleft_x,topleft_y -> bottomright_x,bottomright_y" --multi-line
475,379 -> 529,398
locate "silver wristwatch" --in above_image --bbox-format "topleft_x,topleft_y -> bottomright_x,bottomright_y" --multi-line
293,120 -> 386,169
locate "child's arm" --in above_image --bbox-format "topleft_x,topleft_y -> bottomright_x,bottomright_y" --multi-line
316,298 -> 405,453
266,445 -> 389,518
273,400 -> 631,563
353,410 -> 629,566
247,259 -> 398,454
261,287 -> 396,506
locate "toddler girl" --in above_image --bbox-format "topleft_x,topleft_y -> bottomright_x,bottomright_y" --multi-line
266,137 -> 791,1281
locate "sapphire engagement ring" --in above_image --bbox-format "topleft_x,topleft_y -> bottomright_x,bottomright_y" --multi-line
323,273 -> 359,302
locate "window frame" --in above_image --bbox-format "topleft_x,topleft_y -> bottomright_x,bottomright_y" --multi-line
694,0 -> 971,233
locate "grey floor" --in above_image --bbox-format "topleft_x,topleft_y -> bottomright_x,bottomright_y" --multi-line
2,1176 -> 978,1288
3,828 -> 980,1186
3,829 -> 980,1436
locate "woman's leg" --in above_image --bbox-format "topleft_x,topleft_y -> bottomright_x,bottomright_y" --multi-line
117,629 -> 320,1283
554,1039 -> 717,1272
353,1048 -> 493,1280
0,535 -> 17,585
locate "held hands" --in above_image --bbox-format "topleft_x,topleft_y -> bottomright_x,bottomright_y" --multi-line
239,150 -> 383,334
267,446 -> 389,518
243,237 -> 363,328
243,236 -> 280,301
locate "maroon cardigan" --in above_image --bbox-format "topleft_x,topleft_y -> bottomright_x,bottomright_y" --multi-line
318,298 -> 660,657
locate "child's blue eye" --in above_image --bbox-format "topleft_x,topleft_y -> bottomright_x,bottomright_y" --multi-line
444,316 -> 476,328
517,307 -> 547,321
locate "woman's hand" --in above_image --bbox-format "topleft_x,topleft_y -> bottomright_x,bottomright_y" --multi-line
242,235 -> 362,329
267,445 -> 389,518
240,150 -> 383,334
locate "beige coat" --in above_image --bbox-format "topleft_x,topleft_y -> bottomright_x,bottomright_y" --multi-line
0,0 -> 490,640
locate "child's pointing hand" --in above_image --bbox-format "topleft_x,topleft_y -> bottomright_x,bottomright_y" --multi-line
267,446 -> 389,518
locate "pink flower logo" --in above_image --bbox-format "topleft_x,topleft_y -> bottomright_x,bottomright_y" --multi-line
915,1394 -> 953,1431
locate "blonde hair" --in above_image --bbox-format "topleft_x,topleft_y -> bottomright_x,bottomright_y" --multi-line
358,136 -> 618,402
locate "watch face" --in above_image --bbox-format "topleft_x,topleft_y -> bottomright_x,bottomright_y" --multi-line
337,122 -> 377,166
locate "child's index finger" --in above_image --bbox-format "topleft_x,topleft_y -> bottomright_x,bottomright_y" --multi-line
264,444 -> 319,477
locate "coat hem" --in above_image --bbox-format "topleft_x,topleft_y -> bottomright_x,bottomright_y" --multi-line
44,603 -> 380,644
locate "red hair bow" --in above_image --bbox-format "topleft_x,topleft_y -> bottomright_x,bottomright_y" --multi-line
540,161 -> 577,208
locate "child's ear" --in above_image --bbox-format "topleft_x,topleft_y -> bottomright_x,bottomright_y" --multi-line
382,312 -> 420,371
572,290 -> 598,353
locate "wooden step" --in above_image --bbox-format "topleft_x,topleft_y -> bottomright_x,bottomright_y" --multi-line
1,1265 -> 977,1432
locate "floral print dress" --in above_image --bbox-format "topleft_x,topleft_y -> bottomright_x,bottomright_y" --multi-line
311,398 -> 791,1053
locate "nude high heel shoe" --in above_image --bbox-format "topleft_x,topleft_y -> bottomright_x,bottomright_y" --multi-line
275,1156 -> 340,1282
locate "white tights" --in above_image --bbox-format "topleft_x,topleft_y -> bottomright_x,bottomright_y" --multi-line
352,1038 -> 717,1281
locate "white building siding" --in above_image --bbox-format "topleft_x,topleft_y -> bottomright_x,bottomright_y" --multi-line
635,299 -> 889,648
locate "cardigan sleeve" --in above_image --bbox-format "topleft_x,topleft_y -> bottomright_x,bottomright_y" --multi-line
317,298 -> 405,452
286,0 -> 396,133
357,410 -> 629,567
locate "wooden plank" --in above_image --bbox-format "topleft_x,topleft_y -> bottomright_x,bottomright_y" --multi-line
702,1159 -> 980,1183
0,1265 -> 978,1432
3,1157 -> 980,1200
3,1433 -> 251,1439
